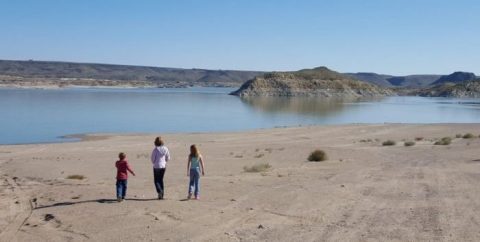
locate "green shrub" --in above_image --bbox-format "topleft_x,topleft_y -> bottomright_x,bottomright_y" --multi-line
382,140 -> 396,146
243,163 -> 271,172
404,141 -> 415,147
308,150 -> 328,162
463,133 -> 475,139
434,137 -> 452,145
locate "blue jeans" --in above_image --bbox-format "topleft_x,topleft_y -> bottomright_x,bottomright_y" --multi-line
116,179 -> 127,199
189,168 -> 200,196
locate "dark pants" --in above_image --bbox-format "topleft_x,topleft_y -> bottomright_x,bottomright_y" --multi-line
116,179 -> 127,199
153,168 -> 166,197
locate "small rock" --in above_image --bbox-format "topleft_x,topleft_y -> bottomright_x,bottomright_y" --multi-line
258,224 -> 264,229
15,201 -> 20,204
230,199 -> 236,202
340,184 -> 345,188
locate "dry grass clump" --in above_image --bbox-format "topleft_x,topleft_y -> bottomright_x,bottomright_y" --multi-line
463,133 -> 475,139
404,141 -> 416,147
308,150 -> 328,162
66,175 -> 86,180
254,153 -> 265,158
434,137 -> 452,145
382,140 -> 396,146
243,163 -> 271,173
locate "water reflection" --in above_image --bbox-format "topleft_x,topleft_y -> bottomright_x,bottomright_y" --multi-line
240,96 -> 385,116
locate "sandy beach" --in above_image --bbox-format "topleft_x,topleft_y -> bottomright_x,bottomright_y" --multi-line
1,124 -> 480,241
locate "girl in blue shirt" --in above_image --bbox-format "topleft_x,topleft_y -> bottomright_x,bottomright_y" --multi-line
187,144 -> 205,200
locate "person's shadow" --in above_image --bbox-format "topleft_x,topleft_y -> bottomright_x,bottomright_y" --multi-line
34,198 -> 159,209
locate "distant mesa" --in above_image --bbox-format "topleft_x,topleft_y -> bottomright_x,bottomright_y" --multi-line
0,59 -> 263,88
230,67 -> 394,98
346,72 -> 442,88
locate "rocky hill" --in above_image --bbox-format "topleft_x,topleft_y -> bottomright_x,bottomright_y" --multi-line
430,72 -> 477,86
0,60 -> 263,88
231,67 -> 394,98
416,79 -> 480,98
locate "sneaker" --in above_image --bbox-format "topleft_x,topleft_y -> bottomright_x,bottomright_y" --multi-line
117,198 -> 123,202
194,196 -> 199,200
158,194 -> 163,200
187,193 -> 192,199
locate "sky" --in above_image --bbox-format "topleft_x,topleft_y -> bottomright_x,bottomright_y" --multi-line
0,0 -> 479,75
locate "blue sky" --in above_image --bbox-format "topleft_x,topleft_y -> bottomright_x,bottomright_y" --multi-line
0,0 -> 479,75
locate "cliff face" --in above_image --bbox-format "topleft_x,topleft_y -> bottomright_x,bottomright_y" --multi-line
417,79 -> 480,98
231,67 -> 394,98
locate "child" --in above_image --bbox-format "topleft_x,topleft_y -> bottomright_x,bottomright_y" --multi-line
115,152 -> 135,202
187,144 -> 205,200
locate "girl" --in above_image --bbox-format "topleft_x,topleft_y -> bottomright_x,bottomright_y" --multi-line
187,144 -> 205,200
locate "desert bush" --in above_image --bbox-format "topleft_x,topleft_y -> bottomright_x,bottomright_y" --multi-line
404,141 -> 416,147
382,140 -> 396,146
243,163 -> 271,173
434,137 -> 452,145
66,175 -> 85,180
455,134 -> 463,138
463,133 -> 475,139
308,150 -> 328,162
414,137 -> 424,141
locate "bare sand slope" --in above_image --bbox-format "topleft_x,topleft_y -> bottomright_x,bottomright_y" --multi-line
1,124 -> 480,241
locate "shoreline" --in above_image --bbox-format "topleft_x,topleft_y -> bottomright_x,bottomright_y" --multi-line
2,123 -> 480,146
1,122 -> 480,146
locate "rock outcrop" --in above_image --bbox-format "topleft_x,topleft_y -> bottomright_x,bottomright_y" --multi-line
430,72 -> 476,86
231,67 -> 394,98
417,79 -> 480,98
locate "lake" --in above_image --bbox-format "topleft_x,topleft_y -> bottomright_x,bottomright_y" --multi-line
1,87 -> 480,144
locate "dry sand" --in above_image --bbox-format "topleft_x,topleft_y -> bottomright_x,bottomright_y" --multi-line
1,124 -> 480,241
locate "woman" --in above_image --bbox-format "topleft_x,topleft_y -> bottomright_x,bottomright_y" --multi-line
151,137 -> 171,199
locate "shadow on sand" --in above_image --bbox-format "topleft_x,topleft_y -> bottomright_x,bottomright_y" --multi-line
34,198 -> 159,209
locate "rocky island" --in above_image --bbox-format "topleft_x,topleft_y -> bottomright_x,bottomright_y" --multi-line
230,67 -> 394,98
416,79 -> 480,98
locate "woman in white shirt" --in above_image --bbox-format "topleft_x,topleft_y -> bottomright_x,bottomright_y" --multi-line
151,137 -> 171,199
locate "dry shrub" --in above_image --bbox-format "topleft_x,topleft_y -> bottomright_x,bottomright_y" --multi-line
308,150 -> 328,162
404,141 -> 416,147
243,163 -> 271,172
382,140 -> 396,146
463,133 -> 475,139
66,175 -> 85,180
434,137 -> 452,145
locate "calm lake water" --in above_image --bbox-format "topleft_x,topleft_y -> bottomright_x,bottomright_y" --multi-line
1,87 -> 480,144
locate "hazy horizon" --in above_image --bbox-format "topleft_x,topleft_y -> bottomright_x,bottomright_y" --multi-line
1,0 -> 479,75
